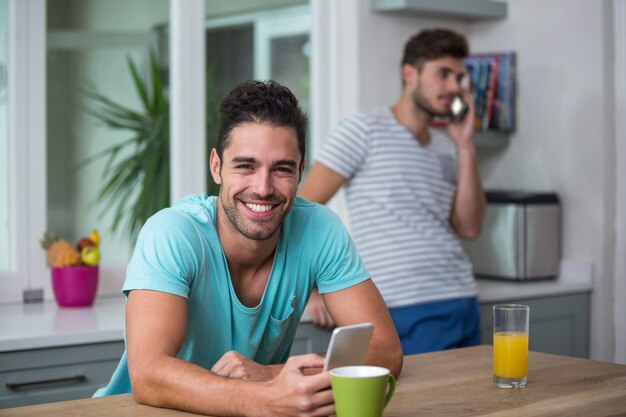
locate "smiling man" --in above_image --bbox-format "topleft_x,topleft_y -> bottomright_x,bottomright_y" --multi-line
94,80 -> 402,417
300,28 -> 486,355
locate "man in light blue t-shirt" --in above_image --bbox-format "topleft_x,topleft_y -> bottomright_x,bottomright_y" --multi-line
95,80 -> 403,417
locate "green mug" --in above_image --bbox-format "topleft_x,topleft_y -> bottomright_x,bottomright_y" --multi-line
330,366 -> 396,417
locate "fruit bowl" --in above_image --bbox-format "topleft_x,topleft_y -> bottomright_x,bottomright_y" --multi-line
51,266 -> 99,307
41,229 -> 101,308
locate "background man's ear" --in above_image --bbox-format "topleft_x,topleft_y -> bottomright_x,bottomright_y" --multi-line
209,149 -> 222,185
401,63 -> 418,86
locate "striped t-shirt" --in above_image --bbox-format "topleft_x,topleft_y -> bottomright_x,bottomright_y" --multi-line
317,107 -> 477,308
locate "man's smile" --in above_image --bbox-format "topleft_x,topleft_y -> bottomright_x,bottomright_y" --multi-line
245,202 -> 274,213
243,201 -> 278,215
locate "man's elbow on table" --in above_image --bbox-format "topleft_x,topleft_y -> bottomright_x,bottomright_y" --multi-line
128,358 -> 166,407
389,345 -> 404,379
373,334 -> 403,379
128,367 -> 150,406
326,279 -> 405,379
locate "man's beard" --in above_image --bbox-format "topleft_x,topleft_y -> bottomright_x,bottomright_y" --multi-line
220,192 -> 290,241
412,88 -> 451,118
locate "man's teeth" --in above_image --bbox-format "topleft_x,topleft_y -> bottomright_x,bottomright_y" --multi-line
245,203 -> 273,213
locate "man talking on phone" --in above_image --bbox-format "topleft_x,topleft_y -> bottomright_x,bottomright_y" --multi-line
300,28 -> 486,355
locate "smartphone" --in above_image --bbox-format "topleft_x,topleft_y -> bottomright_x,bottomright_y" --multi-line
450,95 -> 468,122
323,322 -> 375,372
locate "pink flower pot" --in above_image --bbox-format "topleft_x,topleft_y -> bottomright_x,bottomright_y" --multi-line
51,266 -> 99,307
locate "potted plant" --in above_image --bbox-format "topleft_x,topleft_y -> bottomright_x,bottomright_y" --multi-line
81,53 -> 222,243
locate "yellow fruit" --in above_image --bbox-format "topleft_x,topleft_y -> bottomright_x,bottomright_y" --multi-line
47,240 -> 81,267
89,229 -> 100,247
81,246 -> 100,266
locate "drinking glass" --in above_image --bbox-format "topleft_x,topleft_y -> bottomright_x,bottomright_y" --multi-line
493,304 -> 529,388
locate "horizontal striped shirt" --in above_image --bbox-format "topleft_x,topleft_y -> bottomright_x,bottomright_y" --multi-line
317,107 -> 476,308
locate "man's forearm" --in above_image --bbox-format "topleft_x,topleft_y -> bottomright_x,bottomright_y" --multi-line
132,354 -> 333,417
451,145 -> 486,239
298,162 -> 346,204
132,355 -> 267,416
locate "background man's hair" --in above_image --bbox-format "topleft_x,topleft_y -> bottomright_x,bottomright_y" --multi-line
216,80 -> 308,167
401,28 -> 469,71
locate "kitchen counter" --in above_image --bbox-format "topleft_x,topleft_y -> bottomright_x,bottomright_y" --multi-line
476,277 -> 592,302
0,297 -> 126,353
0,296 -> 314,353
0,274 -> 592,353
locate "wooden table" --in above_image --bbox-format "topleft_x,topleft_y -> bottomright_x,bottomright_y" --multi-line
1,345 -> 625,416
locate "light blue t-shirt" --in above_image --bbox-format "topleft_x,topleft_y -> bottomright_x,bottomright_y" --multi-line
94,194 -> 369,396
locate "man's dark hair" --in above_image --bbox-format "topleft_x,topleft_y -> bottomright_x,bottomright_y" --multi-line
401,28 -> 469,71
216,80 -> 308,167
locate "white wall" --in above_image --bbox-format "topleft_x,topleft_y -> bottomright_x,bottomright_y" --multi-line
345,0 -> 616,362
469,0 -> 615,363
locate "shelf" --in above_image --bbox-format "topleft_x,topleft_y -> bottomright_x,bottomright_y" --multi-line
370,0 -> 507,21
474,130 -> 509,148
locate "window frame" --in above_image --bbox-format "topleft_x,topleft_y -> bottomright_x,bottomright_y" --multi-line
0,0 -> 47,305
2,0 -> 353,306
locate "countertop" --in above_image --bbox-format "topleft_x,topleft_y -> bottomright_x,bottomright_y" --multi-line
0,275 -> 592,353
3,346 -> 624,417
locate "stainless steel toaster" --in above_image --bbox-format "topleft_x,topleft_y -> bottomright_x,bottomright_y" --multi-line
462,191 -> 561,281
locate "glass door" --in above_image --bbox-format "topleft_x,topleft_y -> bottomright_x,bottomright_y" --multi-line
203,4 -> 312,192
254,6 -> 310,117
0,1 -> 313,304
255,6 -> 311,170
46,0 -> 170,294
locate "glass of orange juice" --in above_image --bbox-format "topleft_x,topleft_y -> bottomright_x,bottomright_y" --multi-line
493,304 -> 529,388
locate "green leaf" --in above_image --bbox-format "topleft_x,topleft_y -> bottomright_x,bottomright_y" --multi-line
80,51 -> 171,242
149,51 -> 165,113
80,50 -> 222,243
127,55 -> 150,113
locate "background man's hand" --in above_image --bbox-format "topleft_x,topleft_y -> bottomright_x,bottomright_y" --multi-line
211,351 -> 279,381
261,354 -> 335,417
305,289 -> 335,329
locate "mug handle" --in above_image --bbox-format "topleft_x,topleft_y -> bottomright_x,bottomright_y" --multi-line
383,374 -> 396,407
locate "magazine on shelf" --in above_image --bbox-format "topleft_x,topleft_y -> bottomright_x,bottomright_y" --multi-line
464,52 -> 516,132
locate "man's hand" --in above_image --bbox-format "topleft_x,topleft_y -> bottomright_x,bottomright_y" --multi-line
305,289 -> 335,329
260,354 -> 335,417
211,351 -> 279,381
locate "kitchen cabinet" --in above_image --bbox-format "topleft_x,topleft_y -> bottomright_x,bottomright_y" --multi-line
291,322 -> 332,355
296,292 -> 592,359
0,341 -> 124,408
479,292 -> 590,358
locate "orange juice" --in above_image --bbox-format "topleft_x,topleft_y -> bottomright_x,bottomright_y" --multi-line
493,331 -> 528,378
